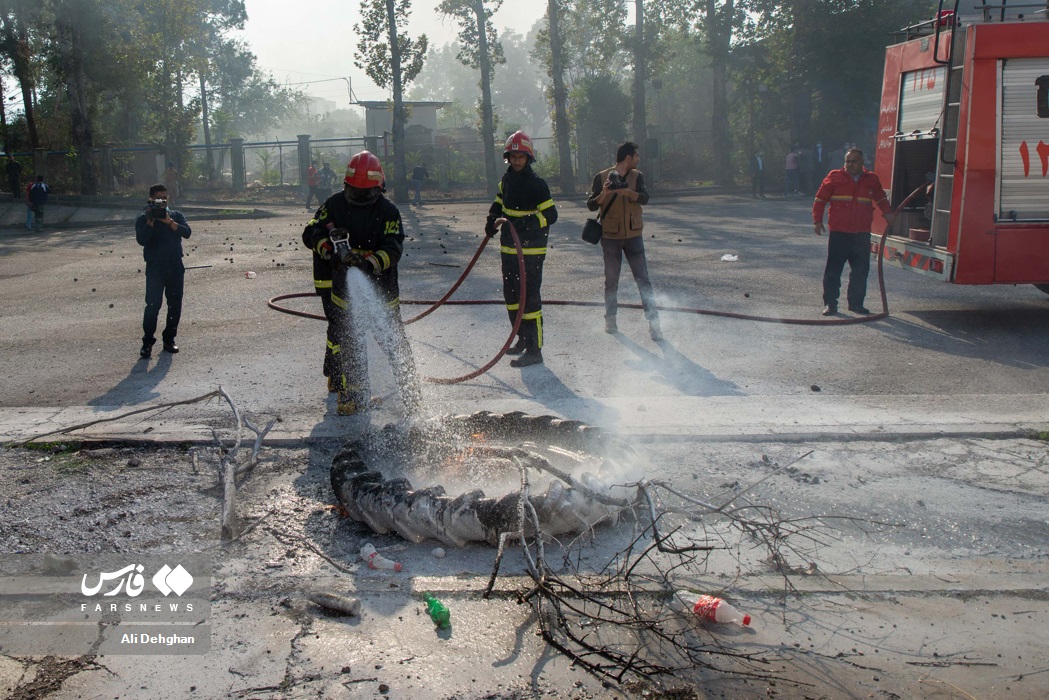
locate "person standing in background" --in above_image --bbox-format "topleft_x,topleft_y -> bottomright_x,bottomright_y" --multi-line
28,175 -> 50,232
783,145 -> 800,196
750,151 -> 766,199
136,183 -> 192,358
410,161 -> 428,205
813,148 -> 896,316
586,141 -> 663,342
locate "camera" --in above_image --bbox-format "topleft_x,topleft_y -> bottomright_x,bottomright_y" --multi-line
147,198 -> 168,219
607,172 -> 627,190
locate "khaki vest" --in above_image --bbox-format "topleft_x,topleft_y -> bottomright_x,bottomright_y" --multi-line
597,167 -> 643,239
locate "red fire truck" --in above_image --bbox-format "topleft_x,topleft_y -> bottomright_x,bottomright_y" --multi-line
872,0 -> 1049,294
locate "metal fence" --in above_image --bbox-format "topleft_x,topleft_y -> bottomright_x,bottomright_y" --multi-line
9,129 -> 727,197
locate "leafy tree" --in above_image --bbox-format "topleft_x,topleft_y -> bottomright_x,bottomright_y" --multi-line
546,0 -> 574,193
355,0 -> 428,203
573,74 -> 629,175
0,0 -> 47,148
437,0 -> 504,195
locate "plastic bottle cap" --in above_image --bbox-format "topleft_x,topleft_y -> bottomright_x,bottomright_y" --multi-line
742,614 -> 752,626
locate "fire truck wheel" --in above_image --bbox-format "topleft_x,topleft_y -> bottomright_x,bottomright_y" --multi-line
1034,284 -> 1049,296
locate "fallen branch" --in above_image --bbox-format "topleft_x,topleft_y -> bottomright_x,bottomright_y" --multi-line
7,390 -> 222,447
210,387 -> 278,541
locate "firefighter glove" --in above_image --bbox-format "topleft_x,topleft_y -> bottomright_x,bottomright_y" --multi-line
484,216 -> 498,238
353,256 -> 377,275
314,238 -> 334,260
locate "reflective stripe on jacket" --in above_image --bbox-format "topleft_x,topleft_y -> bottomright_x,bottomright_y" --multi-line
813,168 -> 891,233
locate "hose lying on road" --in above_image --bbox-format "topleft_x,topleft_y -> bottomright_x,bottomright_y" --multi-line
270,186 -> 927,385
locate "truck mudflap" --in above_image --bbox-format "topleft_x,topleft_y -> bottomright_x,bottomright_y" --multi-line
871,236 -> 954,281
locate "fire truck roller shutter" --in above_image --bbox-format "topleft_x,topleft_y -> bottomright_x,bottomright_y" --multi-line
999,58 -> 1049,222
898,66 -> 947,135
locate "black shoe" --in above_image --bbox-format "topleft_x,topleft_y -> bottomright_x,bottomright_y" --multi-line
822,305 -> 837,316
162,341 -> 179,353
505,339 -> 527,356
139,344 -> 151,359
848,306 -> 872,315
510,351 -> 543,368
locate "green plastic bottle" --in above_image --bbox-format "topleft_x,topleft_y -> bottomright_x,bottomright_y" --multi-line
423,592 -> 450,629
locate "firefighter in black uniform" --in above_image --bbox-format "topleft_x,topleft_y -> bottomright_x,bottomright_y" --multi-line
485,131 -> 558,367
302,150 -> 420,416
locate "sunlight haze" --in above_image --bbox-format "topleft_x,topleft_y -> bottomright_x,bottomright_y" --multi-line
238,0 -> 548,108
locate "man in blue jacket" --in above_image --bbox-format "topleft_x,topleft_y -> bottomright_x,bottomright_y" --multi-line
136,183 -> 192,358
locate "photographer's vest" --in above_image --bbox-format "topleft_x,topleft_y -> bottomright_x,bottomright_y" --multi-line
597,167 -> 643,240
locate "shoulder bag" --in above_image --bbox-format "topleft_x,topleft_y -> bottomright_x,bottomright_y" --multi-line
581,192 -> 618,245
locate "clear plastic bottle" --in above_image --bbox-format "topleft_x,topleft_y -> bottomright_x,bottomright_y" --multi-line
676,590 -> 751,626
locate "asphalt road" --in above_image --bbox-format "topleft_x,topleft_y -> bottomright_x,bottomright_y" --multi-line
1,194 -> 1048,414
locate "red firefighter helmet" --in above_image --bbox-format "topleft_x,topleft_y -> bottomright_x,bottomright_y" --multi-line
503,131 -> 534,162
344,151 -> 385,188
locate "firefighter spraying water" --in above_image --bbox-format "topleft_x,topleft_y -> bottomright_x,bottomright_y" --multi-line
301,150 -> 421,417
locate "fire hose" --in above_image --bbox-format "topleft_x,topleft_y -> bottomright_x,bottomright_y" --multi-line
268,184 -> 928,385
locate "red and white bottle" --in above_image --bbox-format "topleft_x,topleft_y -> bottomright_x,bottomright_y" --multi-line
677,591 -> 751,626
360,543 -> 403,572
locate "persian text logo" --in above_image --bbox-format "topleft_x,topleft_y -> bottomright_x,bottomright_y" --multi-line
81,564 -> 193,598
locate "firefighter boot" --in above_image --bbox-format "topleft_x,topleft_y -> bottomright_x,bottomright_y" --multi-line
605,316 -> 618,334
510,333 -> 543,367
506,336 -> 527,355
336,385 -> 371,416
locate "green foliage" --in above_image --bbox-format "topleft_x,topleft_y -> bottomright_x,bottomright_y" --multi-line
445,148 -> 486,184
0,0 -> 296,191
531,151 -> 561,180
436,0 -> 506,71
354,0 -> 429,90
573,74 -> 629,174
253,149 -> 281,186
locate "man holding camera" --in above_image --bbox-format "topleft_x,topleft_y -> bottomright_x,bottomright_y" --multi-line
301,150 -> 420,416
136,184 -> 191,358
586,141 -> 662,341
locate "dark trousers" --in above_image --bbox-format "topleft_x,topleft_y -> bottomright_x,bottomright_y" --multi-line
501,245 -> 546,351
306,186 -> 324,209
751,171 -> 765,197
823,231 -> 871,308
8,176 -> 19,198
142,260 -> 185,346
601,235 -> 658,320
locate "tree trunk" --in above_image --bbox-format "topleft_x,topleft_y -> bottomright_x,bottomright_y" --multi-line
0,76 -> 8,153
55,10 -> 97,194
788,0 -> 813,145
387,0 -> 409,203
7,17 -> 39,148
475,0 -> 498,196
548,0 -> 574,194
706,0 -> 734,187
632,0 -> 646,145
200,72 -> 215,182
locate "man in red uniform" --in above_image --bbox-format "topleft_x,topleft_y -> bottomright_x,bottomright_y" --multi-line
813,148 -> 896,316
302,151 -> 420,416
485,131 -> 557,367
